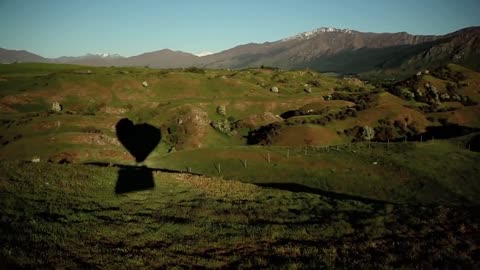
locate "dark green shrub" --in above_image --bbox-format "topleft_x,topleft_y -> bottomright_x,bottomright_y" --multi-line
185,67 -> 205,74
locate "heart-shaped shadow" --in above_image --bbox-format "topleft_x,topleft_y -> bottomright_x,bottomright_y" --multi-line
115,118 -> 162,163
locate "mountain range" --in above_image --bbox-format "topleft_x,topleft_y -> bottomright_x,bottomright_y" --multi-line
1,26 -> 479,74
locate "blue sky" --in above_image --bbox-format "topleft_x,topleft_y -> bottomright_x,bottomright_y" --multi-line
1,0 -> 479,57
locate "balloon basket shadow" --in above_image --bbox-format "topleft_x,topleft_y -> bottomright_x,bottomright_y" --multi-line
115,166 -> 155,194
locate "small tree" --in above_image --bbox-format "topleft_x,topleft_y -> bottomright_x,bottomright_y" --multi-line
362,125 -> 375,141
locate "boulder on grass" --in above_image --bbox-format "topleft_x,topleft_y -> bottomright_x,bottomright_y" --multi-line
51,102 -> 62,112
270,86 -> 279,93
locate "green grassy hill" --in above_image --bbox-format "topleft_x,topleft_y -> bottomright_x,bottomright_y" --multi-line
0,63 -> 479,268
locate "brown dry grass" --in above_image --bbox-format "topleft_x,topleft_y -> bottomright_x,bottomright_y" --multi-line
169,172 -> 261,200
432,105 -> 480,127
337,92 -> 430,132
273,125 -> 342,146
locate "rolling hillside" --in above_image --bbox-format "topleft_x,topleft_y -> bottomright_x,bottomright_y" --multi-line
0,62 -> 479,268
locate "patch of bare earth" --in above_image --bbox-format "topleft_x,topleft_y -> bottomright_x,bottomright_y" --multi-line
48,152 -> 81,164
101,107 -> 128,115
237,112 -> 282,129
273,125 -> 342,146
32,120 -> 62,131
70,133 -> 120,146
168,105 -> 210,148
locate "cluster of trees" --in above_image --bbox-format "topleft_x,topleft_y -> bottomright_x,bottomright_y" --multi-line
329,92 -> 376,111
281,107 -> 329,119
285,107 -> 357,126
343,117 -> 421,142
246,122 -> 282,145
431,66 -> 466,83
184,67 -> 205,74
334,85 -> 366,93
388,66 -> 476,108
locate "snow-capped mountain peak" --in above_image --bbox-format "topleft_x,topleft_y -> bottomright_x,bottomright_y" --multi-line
86,53 -> 123,58
282,27 -> 353,42
195,51 -> 213,57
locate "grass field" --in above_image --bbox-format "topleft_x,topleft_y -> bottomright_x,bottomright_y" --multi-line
0,63 -> 479,268
1,160 -> 479,268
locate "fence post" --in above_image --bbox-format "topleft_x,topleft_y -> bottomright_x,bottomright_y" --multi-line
216,163 -> 221,174
287,149 -> 290,159
267,152 -> 271,163
241,159 -> 247,168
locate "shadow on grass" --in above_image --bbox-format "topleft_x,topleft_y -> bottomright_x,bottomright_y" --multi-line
84,162 -> 201,194
116,166 -> 154,194
255,182 -> 394,205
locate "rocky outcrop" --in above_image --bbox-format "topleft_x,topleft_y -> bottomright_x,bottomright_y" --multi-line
51,102 -> 62,112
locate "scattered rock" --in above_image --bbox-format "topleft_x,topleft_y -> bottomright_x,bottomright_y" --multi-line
270,86 -> 279,93
221,75 -> 227,79
440,93 -> 451,101
102,107 -> 127,115
31,156 -> 40,163
211,119 -> 236,136
51,102 -> 62,112
304,87 -> 312,93
415,88 -> 424,97
168,146 -> 176,153
372,161 -> 378,165
142,81 -> 148,87
216,105 -> 227,116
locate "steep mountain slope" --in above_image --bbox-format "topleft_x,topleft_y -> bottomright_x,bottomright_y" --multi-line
199,28 -> 439,70
400,27 -> 480,71
1,26 -> 479,73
